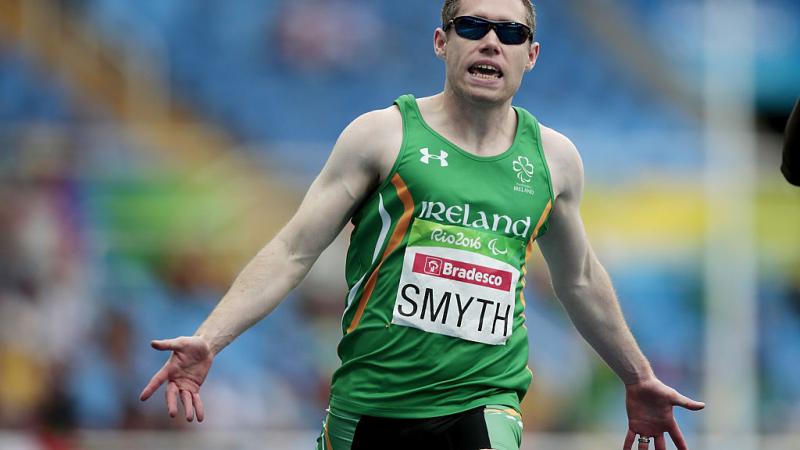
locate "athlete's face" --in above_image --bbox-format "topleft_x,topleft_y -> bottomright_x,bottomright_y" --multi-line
434,0 -> 539,105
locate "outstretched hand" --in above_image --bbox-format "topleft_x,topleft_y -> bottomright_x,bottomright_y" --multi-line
139,336 -> 214,422
622,377 -> 705,450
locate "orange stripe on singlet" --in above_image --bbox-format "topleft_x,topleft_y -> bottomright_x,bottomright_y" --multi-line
520,200 -> 552,309
524,199 -> 553,263
346,174 -> 415,334
324,415 -> 334,450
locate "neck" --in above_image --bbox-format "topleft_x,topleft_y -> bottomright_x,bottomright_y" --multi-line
426,88 -> 517,156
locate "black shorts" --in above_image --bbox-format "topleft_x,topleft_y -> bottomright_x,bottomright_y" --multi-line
315,404 -> 523,450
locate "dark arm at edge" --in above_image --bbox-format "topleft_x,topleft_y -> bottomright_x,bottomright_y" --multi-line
782,98 -> 800,186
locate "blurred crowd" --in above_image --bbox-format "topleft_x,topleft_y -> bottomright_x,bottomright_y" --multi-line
0,131 -> 330,435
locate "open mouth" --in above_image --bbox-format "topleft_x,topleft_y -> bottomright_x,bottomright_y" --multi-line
468,63 -> 503,80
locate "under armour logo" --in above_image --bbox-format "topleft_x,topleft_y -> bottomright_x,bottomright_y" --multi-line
419,148 -> 449,167
512,156 -> 534,183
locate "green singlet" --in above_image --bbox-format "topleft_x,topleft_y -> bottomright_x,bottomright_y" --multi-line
329,94 -> 554,419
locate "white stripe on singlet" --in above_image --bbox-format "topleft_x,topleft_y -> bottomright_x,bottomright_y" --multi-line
343,193 -> 392,317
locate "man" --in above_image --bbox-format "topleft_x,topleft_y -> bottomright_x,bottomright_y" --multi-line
782,97 -> 799,186
140,1 -> 705,449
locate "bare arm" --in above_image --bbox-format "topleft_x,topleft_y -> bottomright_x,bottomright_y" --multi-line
139,107 -> 402,420
195,111 -> 389,355
535,127 -> 703,450
535,131 -> 652,384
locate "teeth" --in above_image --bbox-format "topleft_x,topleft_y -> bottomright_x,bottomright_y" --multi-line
470,63 -> 502,79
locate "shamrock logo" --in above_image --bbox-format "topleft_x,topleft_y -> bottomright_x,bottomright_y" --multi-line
512,156 -> 534,183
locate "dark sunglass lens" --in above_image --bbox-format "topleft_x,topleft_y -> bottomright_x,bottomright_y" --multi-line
497,24 -> 529,45
453,17 -> 490,40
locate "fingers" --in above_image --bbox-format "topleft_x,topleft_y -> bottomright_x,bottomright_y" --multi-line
193,392 -> 205,422
654,434 -> 666,450
165,381 -> 203,423
141,338 -> 183,404
638,435 -> 651,450
675,396 -> 705,410
623,429 -> 635,450
139,367 -> 168,401
672,389 -> 705,411
166,381 -> 179,417
151,338 -> 184,352
142,338 -> 206,423
180,389 -> 194,422
668,422 -> 689,450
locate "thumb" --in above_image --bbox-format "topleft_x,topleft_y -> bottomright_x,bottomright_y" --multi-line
673,391 -> 705,411
151,337 -> 184,352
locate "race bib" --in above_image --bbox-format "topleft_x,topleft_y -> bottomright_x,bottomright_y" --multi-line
392,219 -> 525,345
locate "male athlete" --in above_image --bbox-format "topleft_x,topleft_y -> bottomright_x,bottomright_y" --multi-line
140,1 -> 705,449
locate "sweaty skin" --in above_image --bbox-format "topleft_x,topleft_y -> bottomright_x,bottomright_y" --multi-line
140,1 -> 704,449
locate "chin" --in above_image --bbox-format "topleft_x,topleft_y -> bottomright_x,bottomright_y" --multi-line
460,85 -> 514,106
446,71 -> 519,106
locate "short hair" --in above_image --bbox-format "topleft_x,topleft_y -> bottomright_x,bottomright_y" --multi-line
441,0 -> 536,37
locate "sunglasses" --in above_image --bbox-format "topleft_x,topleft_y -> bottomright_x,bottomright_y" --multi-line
444,16 -> 533,45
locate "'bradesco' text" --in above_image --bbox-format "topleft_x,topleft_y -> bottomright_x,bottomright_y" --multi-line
419,201 -> 531,238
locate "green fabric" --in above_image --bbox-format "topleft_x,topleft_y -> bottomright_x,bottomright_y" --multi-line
316,408 -> 360,450
484,405 -> 524,450
330,94 -> 554,418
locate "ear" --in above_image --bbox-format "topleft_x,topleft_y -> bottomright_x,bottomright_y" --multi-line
525,41 -> 540,72
433,28 -> 447,60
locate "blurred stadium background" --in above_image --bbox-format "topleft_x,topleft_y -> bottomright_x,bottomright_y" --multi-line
0,0 -> 798,449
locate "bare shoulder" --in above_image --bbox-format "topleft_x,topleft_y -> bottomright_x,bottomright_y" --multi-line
336,105 -> 403,182
538,123 -> 584,200
341,105 -> 402,143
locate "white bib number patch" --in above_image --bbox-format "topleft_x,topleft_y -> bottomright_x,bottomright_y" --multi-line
392,219 -> 523,345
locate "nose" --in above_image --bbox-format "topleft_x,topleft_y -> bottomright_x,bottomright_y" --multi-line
478,27 -> 502,54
